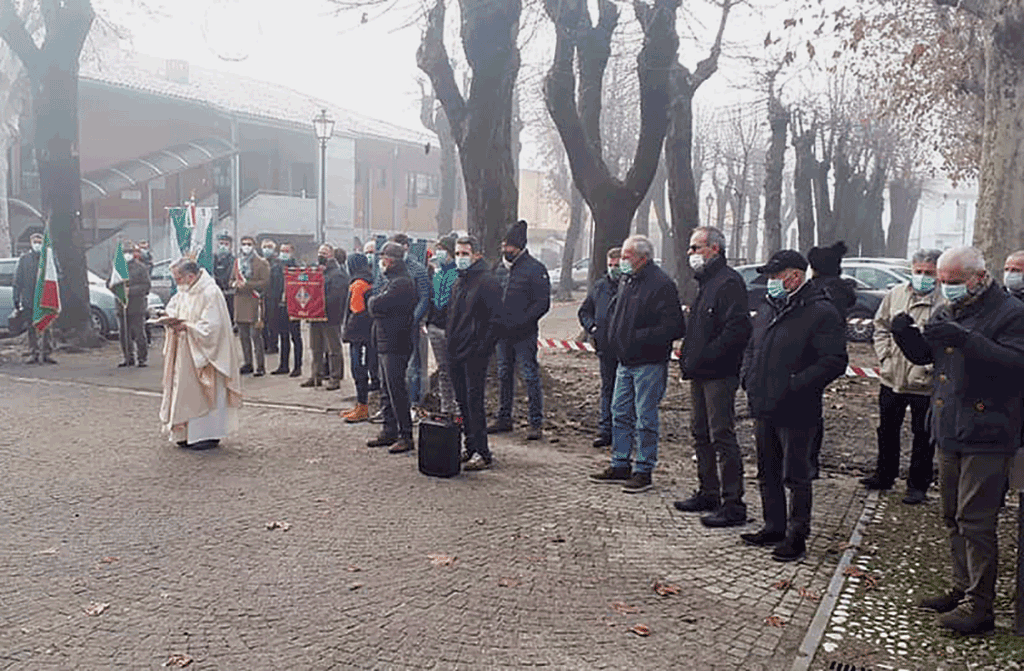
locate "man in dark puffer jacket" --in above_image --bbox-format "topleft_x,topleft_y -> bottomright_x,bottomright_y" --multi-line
891,246 -> 1024,635
578,247 -> 623,448
739,250 -> 848,563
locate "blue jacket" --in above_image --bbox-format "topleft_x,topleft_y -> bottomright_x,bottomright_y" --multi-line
498,250 -> 551,338
406,256 -> 431,324
578,273 -> 619,354
428,260 -> 458,328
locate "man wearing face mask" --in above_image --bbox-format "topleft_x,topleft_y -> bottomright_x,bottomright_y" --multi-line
260,240 -> 280,357
889,246 -> 1024,635
1004,251 -> 1024,302
114,243 -> 152,368
490,219 -> 551,441
739,250 -> 847,562
231,236 -> 270,377
861,249 -> 944,504
213,233 -> 236,325
389,234 -> 430,419
426,236 -> 460,417
269,242 -> 303,377
674,227 -> 752,528
447,236 -> 505,470
367,242 -> 419,454
301,244 -> 346,391
13,232 -> 55,363
578,247 -> 624,448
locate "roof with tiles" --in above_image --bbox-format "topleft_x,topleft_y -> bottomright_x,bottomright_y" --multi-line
79,50 -> 433,147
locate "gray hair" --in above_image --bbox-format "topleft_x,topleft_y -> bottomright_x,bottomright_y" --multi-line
911,248 -> 942,265
171,257 -> 200,277
456,235 -> 480,253
623,235 -> 654,261
693,226 -> 727,257
1007,250 -> 1024,264
937,246 -> 986,274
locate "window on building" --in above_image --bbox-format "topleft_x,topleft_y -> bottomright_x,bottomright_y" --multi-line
415,173 -> 439,198
406,172 -> 418,207
956,201 -> 968,225
379,168 -> 388,188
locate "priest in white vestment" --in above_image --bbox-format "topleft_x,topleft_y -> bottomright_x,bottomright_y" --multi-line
159,258 -> 243,449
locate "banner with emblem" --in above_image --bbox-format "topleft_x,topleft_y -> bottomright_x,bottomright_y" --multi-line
285,267 -> 326,321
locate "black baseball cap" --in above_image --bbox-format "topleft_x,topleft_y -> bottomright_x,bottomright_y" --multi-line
756,250 -> 808,275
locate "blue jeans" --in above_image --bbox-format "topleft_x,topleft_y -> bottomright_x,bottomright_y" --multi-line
611,362 -> 668,475
496,334 -> 543,428
406,326 -> 425,406
350,342 -> 370,404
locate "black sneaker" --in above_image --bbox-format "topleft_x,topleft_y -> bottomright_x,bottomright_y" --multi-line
487,421 -> 513,434
918,589 -> 965,613
239,364 -> 254,375
771,536 -> 806,562
740,527 -> 786,547
460,451 -> 474,463
137,361 -> 147,368
903,489 -> 927,505
592,435 -> 612,448
253,369 -> 265,378
367,434 -> 397,448
589,466 -> 631,483
289,367 -> 302,378
621,472 -> 653,494
118,360 -> 135,368
673,493 -> 720,513
859,474 -> 894,490
700,507 -> 748,528
938,603 -> 995,635
271,367 -> 290,375
464,454 -> 493,471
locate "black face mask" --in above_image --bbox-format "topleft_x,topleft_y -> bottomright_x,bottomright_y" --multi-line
503,251 -> 517,263
317,256 -> 328,266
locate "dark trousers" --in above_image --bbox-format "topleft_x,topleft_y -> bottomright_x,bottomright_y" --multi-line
367,341 -> 380,386
350,342 -> 370,404
27,326 -> 51,357
876,384 -> 934,492
496,334 -> 543,428
939,449 -> 1014,613
276,311 -> 302,370
451,354 -> 491,460
597,354 -> 618,439
119,311 -> 148,364
223,293 -> 235,324
263,319 -> 277,353
691,376 -> 745,512
309,323 -> 342,382
754,419 -> 816,540
238,322 -> 265,371
380,352 -> 412,440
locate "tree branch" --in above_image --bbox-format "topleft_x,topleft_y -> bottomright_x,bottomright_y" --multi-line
934,0 -> 988,20
693,0 -> 733,87
0,0 -> 41,75
416,0 -> 466,135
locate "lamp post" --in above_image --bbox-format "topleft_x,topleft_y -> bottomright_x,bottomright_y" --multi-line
705,192 -> 714,228
312,109 -> 335,244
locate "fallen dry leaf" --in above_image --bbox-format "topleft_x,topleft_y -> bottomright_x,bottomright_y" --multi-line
610,601 -> 640,615
771,579 -> 792,591
630,623 -> 651,637
843,566 -> 867,578
99,556 -> 119,564
84,602 -> 110,616
265,521 -> 291,531
498,577 -> 521,588
163,654 -> 193,668
347,582 -> 363,591
652,581 -> 680,597
798,587 -> 821,601
427,554 -> 456,567
765,615 -> 786,628
346,565 -> 361,573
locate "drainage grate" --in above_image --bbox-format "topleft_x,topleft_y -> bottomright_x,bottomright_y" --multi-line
828,662 -> 872,671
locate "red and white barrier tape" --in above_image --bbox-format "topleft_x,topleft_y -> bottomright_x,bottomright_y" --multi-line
536,337 -> 882,378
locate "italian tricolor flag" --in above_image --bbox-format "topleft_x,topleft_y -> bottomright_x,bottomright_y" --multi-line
32,231 -> 61,332
110,241 -> 129,305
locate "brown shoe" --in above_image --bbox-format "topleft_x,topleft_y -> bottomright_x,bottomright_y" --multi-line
342,403 -> 369,423
938,602 -> 995,635
388,438 -> 414,454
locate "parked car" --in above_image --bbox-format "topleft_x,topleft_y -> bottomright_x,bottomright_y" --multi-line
841,261 -> 911,291
733,263 -> 885,342
548,257 -> 590,291
149,259 -> 173,304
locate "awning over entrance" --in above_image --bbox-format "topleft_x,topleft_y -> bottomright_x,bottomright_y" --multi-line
80,137 -> 235,204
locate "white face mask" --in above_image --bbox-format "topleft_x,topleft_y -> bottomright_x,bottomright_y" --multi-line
434,250 -> 448,264
240,244 -> 253,255
31,242 -> 42,253
1005,271 -> 1024,292
455,255 -> 471,271
262,248 -> 274,257
279,252 -> 291,261
124,253 -> 133,263
689,254 -> 706,273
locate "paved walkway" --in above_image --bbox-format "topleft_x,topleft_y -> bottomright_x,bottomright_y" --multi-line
0,340 -> 867,669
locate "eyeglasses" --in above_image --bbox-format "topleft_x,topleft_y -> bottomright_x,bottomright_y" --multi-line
688,244 -> 706,252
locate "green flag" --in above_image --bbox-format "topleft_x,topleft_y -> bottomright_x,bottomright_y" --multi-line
170,207 -> 191,256
196,207 -> 215,274
109,242 -> 128,305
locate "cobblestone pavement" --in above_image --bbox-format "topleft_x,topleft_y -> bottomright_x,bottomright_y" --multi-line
0,339 -> 867,670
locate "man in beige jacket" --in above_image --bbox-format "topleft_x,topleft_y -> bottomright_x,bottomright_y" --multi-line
862,249 -> 944,503
232,235 -> 270,376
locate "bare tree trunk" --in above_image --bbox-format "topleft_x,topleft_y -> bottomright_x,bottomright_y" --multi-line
763,93 -> 788,258
417,0 -> 521,261
812,154 -> 835,244
792,116 -> 816,253
419,82 -> 459,235
887,176 -> 923,258
863,160 -> 888,256
744,162 -> 763,264
973,2 -> 1024,278
634,188 -> 652,236
652,177 -> 675,276
0,129 -> 12,256
556,186 -> 585,300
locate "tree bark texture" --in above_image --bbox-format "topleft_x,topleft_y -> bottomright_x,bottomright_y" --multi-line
973,1 -> 1024,277
762,93 -> 788,259
417,0 -> 521,260
792,118 -> 816,253
1,0 -> 95,339
744,161 -> 764,264
419,84 -> 460,235
556,185 -> 585,300
544,0 -> 680,287
887,176 -> 923,258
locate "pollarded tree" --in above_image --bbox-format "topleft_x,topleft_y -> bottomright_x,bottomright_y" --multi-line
543,0 -> 680,287
419,79 -> 462,236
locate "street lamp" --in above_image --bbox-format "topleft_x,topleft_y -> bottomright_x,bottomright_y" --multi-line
705,192 -> 714,227
312,108 -> 335,244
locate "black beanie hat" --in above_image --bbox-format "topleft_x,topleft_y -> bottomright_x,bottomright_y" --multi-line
503,219 -> 528,250
808,241 -> 848,277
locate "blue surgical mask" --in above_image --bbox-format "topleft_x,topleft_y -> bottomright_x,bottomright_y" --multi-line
941,283 -> 969,302
609,266 -> 622,281
1005,271 -> 1024,292
619,258 -> 633,275
456,256 -> 471,271
766,278 -> 787,299
911,274 -> 935,294
434,250 -> 448,264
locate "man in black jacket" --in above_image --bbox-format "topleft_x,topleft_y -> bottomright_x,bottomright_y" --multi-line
891,246 -> 1024,635
489,220 -> 551,441
13,232 -> 55,363
578,247 -> 622,448
300,244 -> 346,391
447,236 -> 504,470
590,235 -> 685,494
1004,250 -> 1024,301
674,227 -> 752,528
213,232 -> 236,324
366,242 -> 419,454
740,250 -> 848,562
268,242 -> 303,377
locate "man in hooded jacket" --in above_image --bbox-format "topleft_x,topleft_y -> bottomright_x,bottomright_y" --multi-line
578,247 -> 623,448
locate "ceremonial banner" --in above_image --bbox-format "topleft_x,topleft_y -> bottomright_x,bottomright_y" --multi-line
168,205 -> 217,274
32,232 -> 61,331
285,267 -> 326,321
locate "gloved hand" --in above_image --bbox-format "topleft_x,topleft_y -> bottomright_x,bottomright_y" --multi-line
923,320 -> 970,348
890,312 -> 915,334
